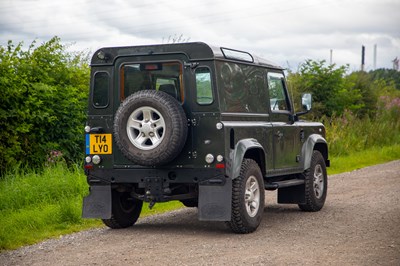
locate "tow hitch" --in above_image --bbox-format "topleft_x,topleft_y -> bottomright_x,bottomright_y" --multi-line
143,177 -> 165,209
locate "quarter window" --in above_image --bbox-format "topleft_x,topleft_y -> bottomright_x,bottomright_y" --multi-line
196,67 -> 213,105
93,72 -> 109,108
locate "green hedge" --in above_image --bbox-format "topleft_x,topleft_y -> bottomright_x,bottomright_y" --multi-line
0,37 -> 89,175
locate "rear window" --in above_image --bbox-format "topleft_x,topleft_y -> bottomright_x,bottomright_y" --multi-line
120,62 -> 183,102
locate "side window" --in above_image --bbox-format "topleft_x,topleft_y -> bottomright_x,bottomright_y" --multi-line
267,72 -> 290,111
196,67 -> 213,105
215,61 -> 267,113
93,72 -> 109,108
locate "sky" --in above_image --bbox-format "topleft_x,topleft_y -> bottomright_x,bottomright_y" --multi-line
0,0 -> 399,71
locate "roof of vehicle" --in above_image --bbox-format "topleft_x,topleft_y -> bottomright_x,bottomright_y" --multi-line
91,42 -> 283,70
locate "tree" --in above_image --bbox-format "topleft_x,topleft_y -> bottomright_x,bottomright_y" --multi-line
344,71 -> 378,118
369,68 -> 400,90
287,60 -> 362,118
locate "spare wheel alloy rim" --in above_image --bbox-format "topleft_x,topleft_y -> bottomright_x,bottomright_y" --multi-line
126,106 -> 166,150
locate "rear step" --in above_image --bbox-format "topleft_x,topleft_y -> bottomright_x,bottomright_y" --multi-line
264,179 -> 305,191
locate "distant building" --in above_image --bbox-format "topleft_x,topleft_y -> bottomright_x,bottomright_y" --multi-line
393,57 -> 399,71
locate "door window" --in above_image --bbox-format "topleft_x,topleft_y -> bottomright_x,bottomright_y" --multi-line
267,72 -> 290,112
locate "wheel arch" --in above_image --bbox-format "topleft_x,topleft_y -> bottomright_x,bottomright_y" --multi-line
301,134 -> 329,170
229,138 -> 266,180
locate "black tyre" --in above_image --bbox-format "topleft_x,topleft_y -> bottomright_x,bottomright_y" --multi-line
298,150 -> 328,212
180,199 -> 198,208
102,190 -> 143,229
227,159 -> 265,234
114,90 -> 188,166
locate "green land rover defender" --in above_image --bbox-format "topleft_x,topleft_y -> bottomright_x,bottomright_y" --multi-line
82,42 -> 330,233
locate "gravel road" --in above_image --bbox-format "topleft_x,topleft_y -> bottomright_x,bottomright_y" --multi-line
1,160 -> 400,265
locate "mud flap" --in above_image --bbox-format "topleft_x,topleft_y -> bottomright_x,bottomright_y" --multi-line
198,177 -> 232,221
278,184 -> 306,204
82,185 -> 111,219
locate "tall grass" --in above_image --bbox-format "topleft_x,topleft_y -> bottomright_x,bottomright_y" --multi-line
0,164 -> 87,212
0,163 -> 97,250
0,163 -> 183,250
324,99 -> 400,157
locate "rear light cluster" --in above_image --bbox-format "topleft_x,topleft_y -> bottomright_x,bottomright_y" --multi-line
85,126 -> 102,169
205,153 -> 225,168
85,155 -> 101,164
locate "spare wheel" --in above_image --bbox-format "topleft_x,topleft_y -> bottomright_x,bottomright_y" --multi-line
114,90 -> 188,166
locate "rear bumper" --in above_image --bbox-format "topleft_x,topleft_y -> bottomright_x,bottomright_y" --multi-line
83,167 -> 232,221
85,167 -> 226,185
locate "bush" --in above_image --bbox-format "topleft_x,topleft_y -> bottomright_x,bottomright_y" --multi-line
0,37 -> 89,175
287,60 -> 399,119
287,60 -> 400,157
287,60 -> 353,117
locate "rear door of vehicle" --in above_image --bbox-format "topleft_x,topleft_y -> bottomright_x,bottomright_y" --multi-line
112,54 -> 192,167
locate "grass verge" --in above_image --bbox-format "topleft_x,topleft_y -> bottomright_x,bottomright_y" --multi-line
1,144 -> 400,251
328,144 -> 400,175
0,164 -> 183,251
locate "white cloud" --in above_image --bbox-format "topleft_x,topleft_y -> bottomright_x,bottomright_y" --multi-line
0,0 -> 399,70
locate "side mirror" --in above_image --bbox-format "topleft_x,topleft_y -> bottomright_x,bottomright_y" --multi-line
301,93 -> 312,111
293,93 -> 312,121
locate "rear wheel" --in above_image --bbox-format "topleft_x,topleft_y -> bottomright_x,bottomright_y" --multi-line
102,190 -> 143,229
227,159 -> 265,234
298,150 -> 328,212
180,199 -> 198,208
